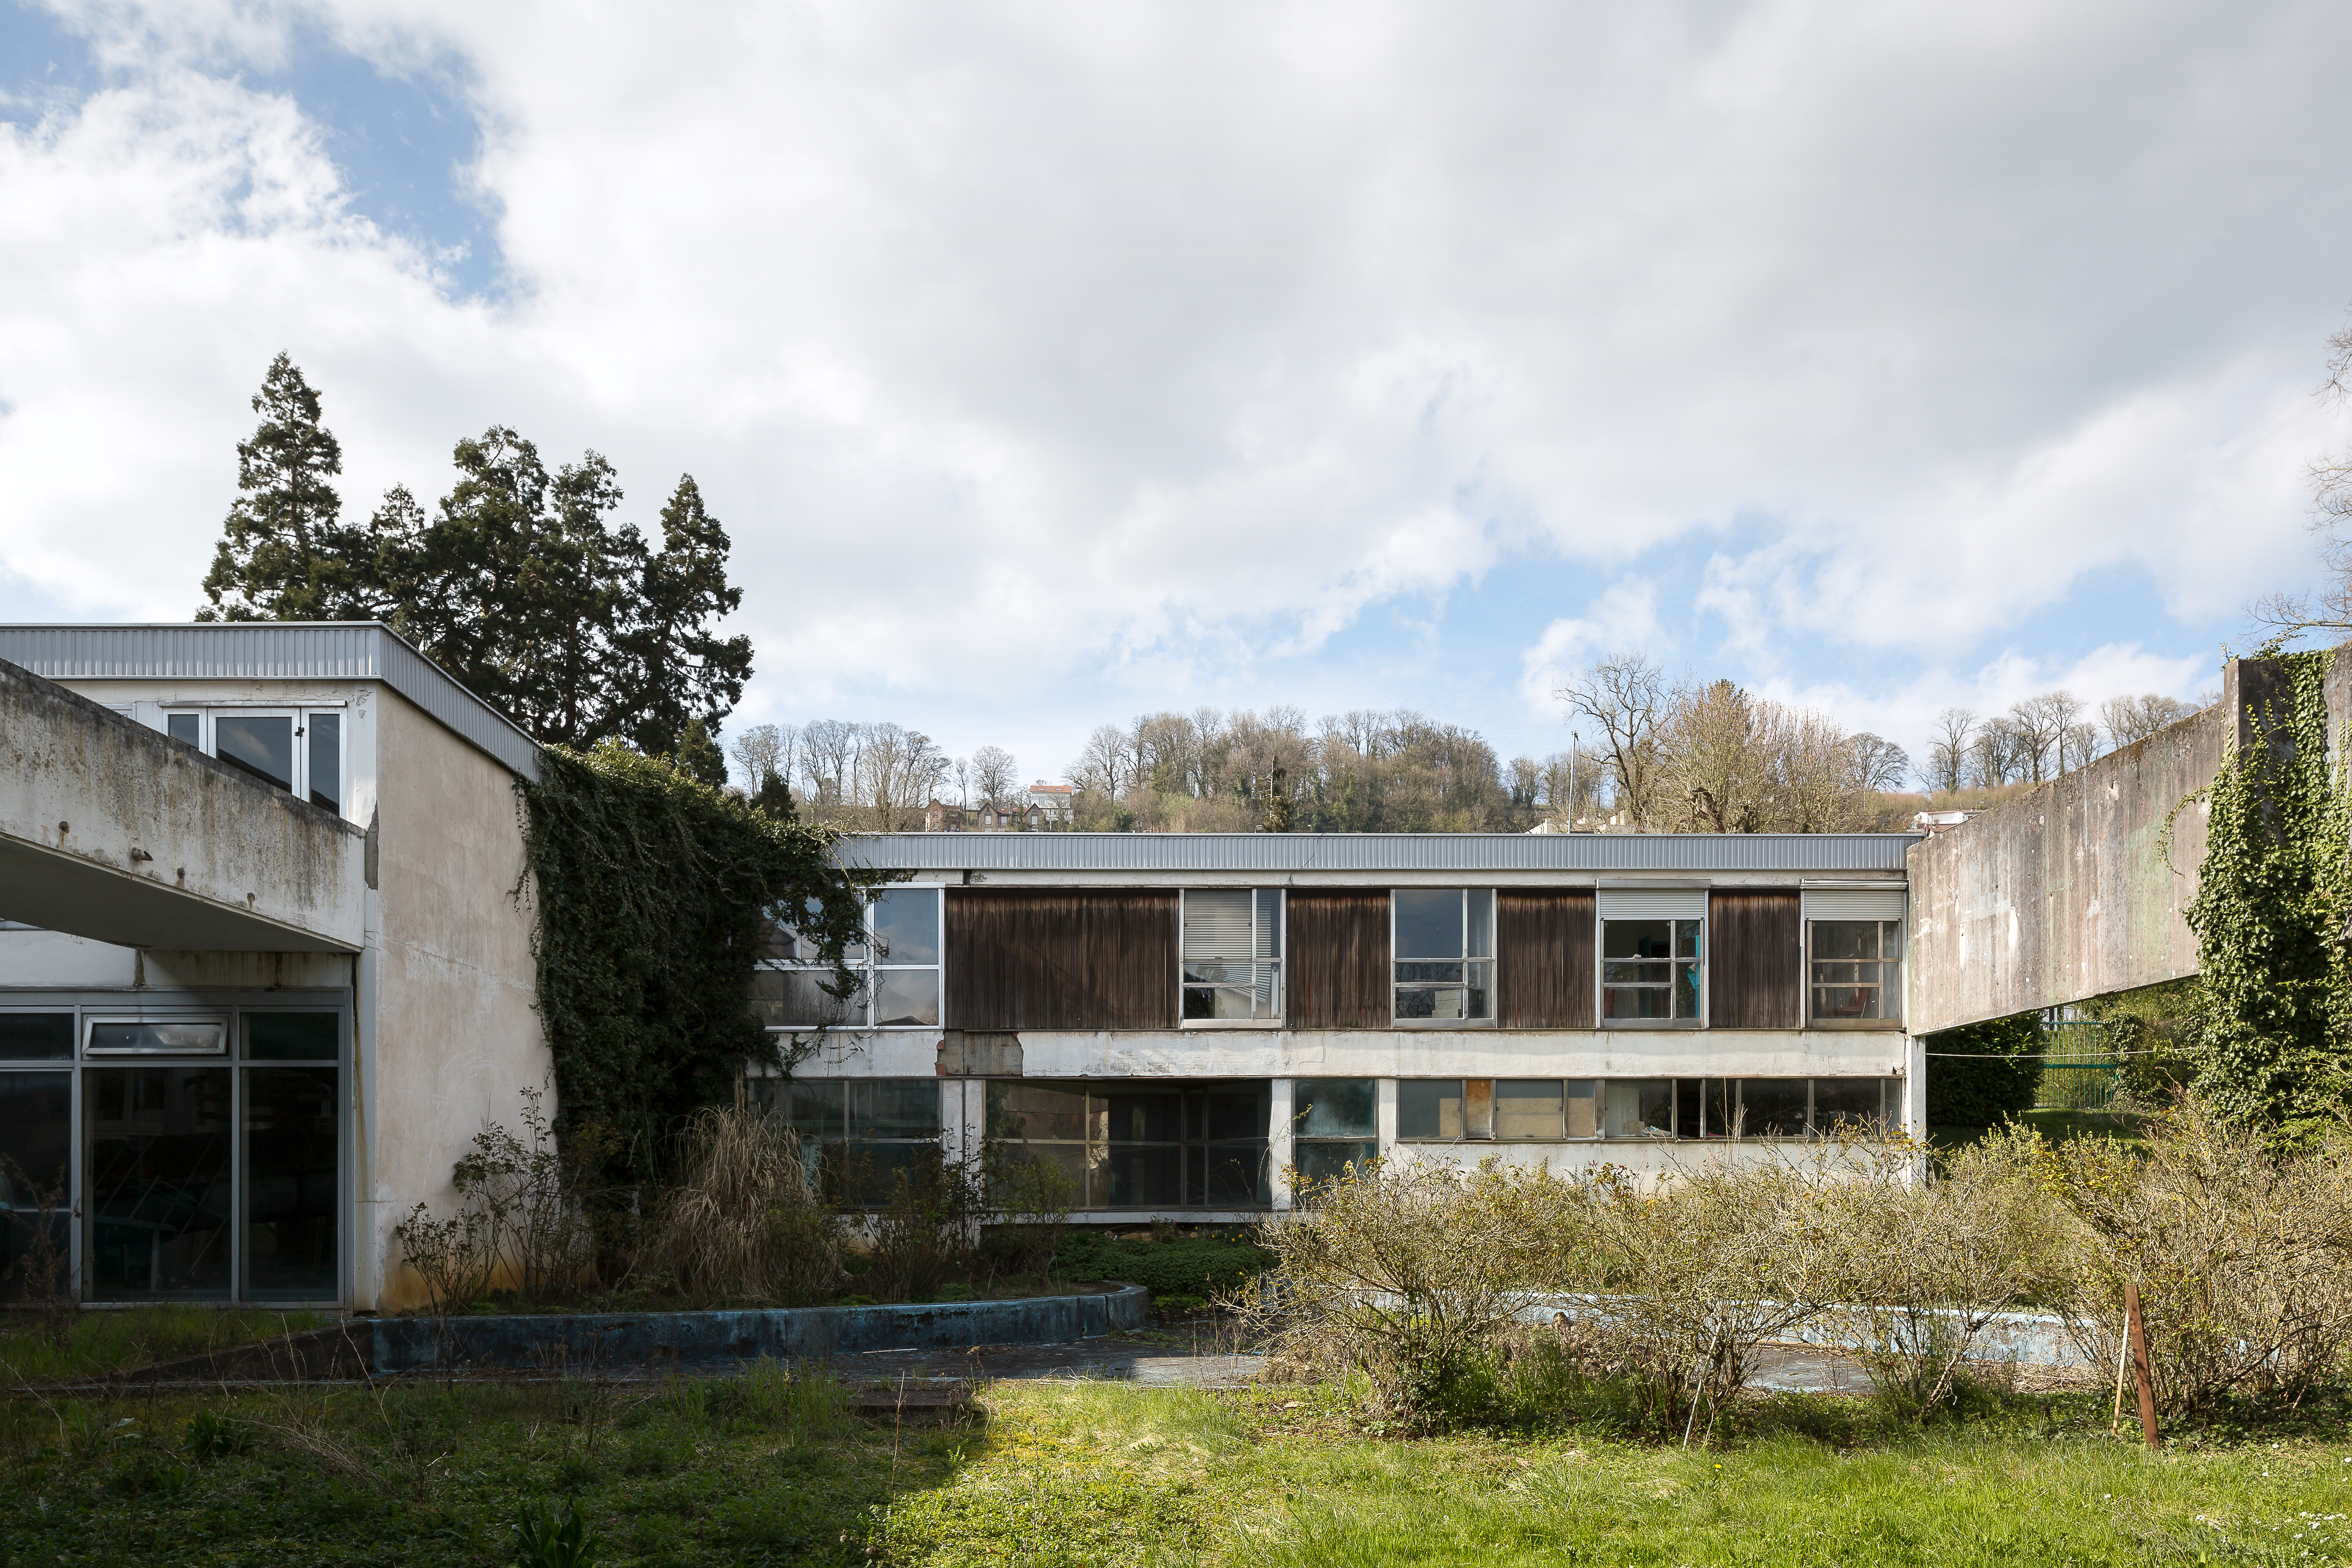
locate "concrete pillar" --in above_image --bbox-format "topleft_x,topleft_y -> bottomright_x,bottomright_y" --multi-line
1375,1077 -> 1399,1158
1268,1078 -> 1294,1211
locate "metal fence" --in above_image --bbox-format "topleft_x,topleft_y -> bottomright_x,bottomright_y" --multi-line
2035,1019 -> 2121,1111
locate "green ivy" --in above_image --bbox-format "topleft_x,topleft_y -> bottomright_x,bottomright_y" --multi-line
516,742 -> 877,1180
2186,651 -> 2352,1140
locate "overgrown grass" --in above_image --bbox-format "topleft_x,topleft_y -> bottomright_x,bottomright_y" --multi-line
0,1305 -> 332,1383
2,1371 -> 2347,1565
1051,1229 -> 1272,1310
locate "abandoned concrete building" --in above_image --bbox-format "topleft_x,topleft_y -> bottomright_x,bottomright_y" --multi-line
9,615 -> 2239,1309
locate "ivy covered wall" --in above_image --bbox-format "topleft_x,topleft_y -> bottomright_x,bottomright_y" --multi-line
516,744 -> 875,1180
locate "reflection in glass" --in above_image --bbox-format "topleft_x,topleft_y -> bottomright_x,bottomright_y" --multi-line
870,969 -> 939,1027
87,1066 -> 232,1298
870,888 -> 940,964
1296,1080 -> 1376,1138
216,716 -> 294,791
245,1067 -> 338,1299
0,1073 -> 71,1301
1810,920 -> 1902,1022
1292,1140 -> 1377,1195
166,712 -> 200,746
1739,1078 -> 1810,1138
0,1014 -> 72,1060
246,1012 -> 339,1060
851,1080 -> 940,1141
1602,918 -> 1704,1021
307,713 -> 341,812
87,1020 -> 227,1054
987,1081 -> 1270,1211
750,970 -> 859,1028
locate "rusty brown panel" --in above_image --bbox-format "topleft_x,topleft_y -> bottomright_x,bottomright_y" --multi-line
1288,889 -> 1390,1029
943,888 -> 1178,1030
1708,889 -> 1802,1029
1497,889 -> 1595,1028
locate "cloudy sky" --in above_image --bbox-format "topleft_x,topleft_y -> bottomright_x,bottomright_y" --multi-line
4,0 -> 2349,790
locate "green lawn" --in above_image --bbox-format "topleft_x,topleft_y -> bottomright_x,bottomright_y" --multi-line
0,1303 -> 334,1384
3,1369 -> 2348,1565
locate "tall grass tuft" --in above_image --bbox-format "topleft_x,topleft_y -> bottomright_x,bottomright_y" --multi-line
634,1091 -> 843,1305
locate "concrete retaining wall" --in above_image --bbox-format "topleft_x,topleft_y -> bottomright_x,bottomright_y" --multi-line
368,1284 -> 1152,1373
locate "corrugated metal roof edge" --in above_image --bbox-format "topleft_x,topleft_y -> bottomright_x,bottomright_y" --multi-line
835,831 -> 1920,873
0,622 -> 543,782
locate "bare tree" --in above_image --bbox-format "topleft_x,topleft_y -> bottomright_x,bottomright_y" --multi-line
2255,312 -> 2352,639
855,722 -> 949,829
1557,653 -> 1666,829
2058,720 -> 2101,775
1969,716 -> 2024,788
728,722 -> 796,794
1849,733 -> 1911,794
970,744 -> 1018,805
799,719 -> 859,808
2100,693 -> 2197,750
1654,679 -> 1774,832
1069,723 -> 1131,797
1927,708 -> 1975,795
2007,691 -> 2082,784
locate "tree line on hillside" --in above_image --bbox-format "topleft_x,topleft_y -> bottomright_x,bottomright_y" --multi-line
1919,692 -> 2206,794
197,354 -> 750,777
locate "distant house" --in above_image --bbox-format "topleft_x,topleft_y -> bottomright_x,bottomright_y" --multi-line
922,798 -> 1042,832
1026,781 -> 1074,825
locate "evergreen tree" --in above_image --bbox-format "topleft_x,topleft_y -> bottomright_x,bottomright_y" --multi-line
673,717 -> 730,788
620,475 -> 755,758
198,353 -> 392,621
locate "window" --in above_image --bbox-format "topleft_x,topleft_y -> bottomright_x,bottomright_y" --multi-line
0,1031 -> 71,1301
1392,889 -> 1494,1022
87,1019 -> 228,1056
156,709 -> 346,816
1292,1080 -> 1376,1189
1180,889 -> 1283,1022
987,1081 -> 1270,1210
753,887 -> 942,1030
1400,1078 -> 1599,1140
240,1013 -> 340,1301
1682,1077 -> 1902,1139
1603,1080 -> 1676,1138
1811,919 -> 1903,1024
1601,919 -> 1703,1022
765,1078 -> 941,1206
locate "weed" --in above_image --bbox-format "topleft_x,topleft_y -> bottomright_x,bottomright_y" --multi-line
514,1497 -> 598,1568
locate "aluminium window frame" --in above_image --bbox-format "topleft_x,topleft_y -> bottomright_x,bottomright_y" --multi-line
157,705 -> 350,818
1390,1075 -> 1899,1143
1804,916 -> 1907,1029
1176,887 -> 1285,1029
1389,887 -> 1498,1027
756,883 -> 946,1034
1596,915 -> 1708,1029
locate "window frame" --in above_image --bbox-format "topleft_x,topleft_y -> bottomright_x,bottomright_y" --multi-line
755,884 -> 945,1033
1597,915 -> 1707,1029
1290,1078 -> 1378,1194
1392,1076 -> 1898,1142
1389,888 -> 1497,1027
986,1080 -> 1273,1212
1177,887 -> 1285,1028
1806,917 -> 1906,1029
157,706 -> 350,818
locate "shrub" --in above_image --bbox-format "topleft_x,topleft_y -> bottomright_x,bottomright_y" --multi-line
1923,1012 -> 2042,1126
634,1092 -> 843,1305
863,1156 -> 983,1303
2050,1098 -> 2352,1419
982,1146 -> 1080,1286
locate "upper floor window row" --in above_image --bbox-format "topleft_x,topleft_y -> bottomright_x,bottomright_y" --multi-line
749,884 -> 1904,1032
161,708 -> 344,815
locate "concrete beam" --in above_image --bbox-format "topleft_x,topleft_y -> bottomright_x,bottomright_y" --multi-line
1905,653 -> 2351,1034
0,656 -> 363,951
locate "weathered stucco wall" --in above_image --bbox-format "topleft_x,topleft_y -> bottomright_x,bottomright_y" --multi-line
0,657 -> 364,951
1903,654 -> 2352,1034
366,686 -> 550,1311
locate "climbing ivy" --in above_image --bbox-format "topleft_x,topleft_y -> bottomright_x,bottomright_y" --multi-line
517,742 -> 878,1181
2185,650 -> 2352,1140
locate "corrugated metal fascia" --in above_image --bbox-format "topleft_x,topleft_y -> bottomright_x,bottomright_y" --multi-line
836,831 -> 1919,874
0,622 -> 542,781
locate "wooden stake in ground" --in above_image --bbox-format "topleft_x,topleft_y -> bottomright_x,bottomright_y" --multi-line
2124,1280 -> 2162,1450
2109,1334 -> 2130,1437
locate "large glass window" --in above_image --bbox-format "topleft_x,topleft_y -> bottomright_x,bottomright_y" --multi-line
765,1078 -> 942,1206
1392,889 -> 1494,1022
1811,920 -> 1903,1023
0,1071 -> 71,1301
1292,1080 -> 1376,1189
86,1065 -> 234,1298
151,710 -> 348,817
1398,1079 -> 1598,1141
1181,889 -> 1283,1022
0,1013 -> 73,1060
1601,919 -> 1704,1022
245,1068 -> 338,1299
987,1081 -> 1270,1210
754,887 -> 941,1030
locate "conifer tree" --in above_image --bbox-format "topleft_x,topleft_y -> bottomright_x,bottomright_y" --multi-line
620,475 -> 754,758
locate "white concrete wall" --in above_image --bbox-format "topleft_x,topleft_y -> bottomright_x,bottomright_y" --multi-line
365,686 -> 549,1310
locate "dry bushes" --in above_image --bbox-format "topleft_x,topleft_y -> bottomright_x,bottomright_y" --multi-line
2049,1100 -> 2352,1418
634,1092 -> 844,1305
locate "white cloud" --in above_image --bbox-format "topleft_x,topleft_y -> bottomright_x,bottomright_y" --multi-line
2,0 -> 2350,738
1516,579 -> 1663,717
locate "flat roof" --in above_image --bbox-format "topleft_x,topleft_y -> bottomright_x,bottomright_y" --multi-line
839,831 -> 1918,873
0,622 -> 541,781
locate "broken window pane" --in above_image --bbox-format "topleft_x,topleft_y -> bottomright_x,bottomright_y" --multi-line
1398,1079 -> 1465,1139
1296,1079 -> 1375,1138
1293,1139 -> 1376,1193
1494,1080 -> 1564,1139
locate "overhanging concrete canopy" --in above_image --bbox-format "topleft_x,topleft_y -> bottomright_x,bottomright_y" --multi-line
0,656 -> 364,952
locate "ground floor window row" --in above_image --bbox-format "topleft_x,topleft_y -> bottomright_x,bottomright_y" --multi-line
0,1007 -> 344,1304
759,1075 -> 1904,1213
